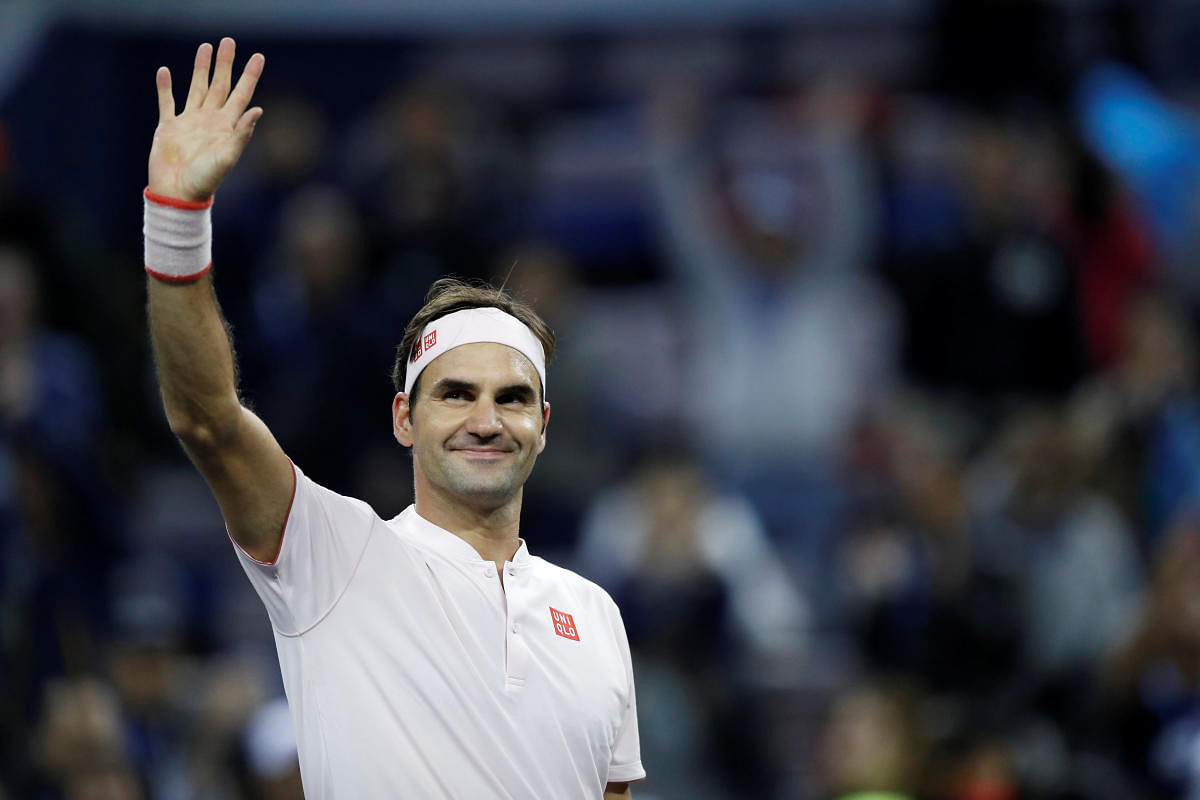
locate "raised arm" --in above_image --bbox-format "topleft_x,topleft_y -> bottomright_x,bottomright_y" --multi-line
146,38 -> 292,563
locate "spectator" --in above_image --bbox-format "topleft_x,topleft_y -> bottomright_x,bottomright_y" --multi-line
880,112 -> 1089,397
239,185 -> 391,493
1103,513 -> 1200,796
240,698 -> 302,800
817,680 -> 925,800
345,77 -> 521,297
646,79 -> 900,598
498,241 -> 681,554
577,445 -> 808,796
34,677 -> 145,800
577,444 -> 809,668
839,395 -> 1024,697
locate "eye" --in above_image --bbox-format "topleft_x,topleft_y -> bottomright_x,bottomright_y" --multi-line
443,389 -> 469,401
498,392 -> 530,406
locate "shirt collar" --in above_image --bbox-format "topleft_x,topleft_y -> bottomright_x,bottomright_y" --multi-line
397,506 -> 531,566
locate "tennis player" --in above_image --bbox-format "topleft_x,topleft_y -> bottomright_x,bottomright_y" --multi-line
144,37 -> 644,798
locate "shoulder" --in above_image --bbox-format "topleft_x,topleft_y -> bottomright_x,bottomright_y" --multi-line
532,556 -> 623,617
531,557 -> 634,667
295,464 -> 381,523
379,506 -> 438,556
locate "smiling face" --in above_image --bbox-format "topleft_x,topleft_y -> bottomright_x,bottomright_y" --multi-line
393,342 -> 548,515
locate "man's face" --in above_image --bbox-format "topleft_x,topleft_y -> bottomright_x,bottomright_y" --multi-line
393,342 -> 548,511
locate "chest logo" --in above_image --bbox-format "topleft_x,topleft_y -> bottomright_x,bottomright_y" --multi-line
550,607 -> 580,641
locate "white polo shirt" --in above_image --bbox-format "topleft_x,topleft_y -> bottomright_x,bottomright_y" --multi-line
234,463 -> 645,798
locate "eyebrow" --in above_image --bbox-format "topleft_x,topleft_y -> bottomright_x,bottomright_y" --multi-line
430,378 -> 478,396
429,378 -> 537,402
496,383 -> 537,402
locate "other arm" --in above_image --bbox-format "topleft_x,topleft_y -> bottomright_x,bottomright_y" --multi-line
146,39 -> 292,562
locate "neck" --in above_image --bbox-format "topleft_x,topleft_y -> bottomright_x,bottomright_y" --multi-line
414,484 -> 523,572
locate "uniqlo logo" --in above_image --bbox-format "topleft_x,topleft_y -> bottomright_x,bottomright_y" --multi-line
413,330 -> 437,363
550,607 -> 580,641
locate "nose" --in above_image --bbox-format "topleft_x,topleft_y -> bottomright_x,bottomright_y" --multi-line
465,398 -> 502,437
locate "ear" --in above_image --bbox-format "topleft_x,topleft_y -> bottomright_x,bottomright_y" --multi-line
537,401 -> 550,454
393,393 -> 414,447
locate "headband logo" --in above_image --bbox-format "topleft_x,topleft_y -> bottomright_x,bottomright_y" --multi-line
412,330 -> 438,363
404,308 -> 545,398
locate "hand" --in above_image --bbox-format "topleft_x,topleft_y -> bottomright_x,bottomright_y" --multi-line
148,38 -> 264,202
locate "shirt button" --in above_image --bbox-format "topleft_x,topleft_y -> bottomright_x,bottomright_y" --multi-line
511,623 -> 520,634
506,567 -> 516,577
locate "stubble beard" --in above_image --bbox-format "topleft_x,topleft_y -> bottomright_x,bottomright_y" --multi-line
420,446 -> 534,511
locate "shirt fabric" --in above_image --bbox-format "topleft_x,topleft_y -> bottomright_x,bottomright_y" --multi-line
234,463 -> 644,798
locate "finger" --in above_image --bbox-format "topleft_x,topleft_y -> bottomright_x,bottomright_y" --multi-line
184,42 -> 213,112
224,53 -> 265,118
234,107 -> 264,141
203,37 -> 236,110
155,67 -> 175,123
222,107 -> 263,168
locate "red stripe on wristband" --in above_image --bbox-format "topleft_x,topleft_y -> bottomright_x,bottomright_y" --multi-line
145,262 -> 213,283
144,187 -> 214,210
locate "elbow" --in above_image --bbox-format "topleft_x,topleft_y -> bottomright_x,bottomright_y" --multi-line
169,419 -> 221,452
166,401 -> 242,452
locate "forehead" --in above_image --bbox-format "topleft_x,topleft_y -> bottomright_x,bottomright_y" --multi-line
418,342 -> 540,391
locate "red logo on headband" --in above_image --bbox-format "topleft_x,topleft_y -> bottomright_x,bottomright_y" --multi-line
412,330 -> 437,363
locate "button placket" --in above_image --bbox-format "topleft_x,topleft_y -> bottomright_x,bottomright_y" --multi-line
502,563 -> 530,689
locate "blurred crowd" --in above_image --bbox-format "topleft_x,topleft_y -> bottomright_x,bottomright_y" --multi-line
7,3 -> 1200,798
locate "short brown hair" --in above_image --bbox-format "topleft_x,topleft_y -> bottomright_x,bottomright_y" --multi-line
392,277 -> 556,401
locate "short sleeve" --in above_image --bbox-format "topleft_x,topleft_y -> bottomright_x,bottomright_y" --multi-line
233,462 -> 378,635
606,604 -> 646,784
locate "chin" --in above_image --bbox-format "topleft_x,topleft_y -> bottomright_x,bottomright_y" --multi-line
447,477 -> 522,505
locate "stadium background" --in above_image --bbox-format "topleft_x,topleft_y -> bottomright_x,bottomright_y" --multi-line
5,0 -> 1200,797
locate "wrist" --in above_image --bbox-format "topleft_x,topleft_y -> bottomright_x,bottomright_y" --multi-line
145,187 -> 214,210
145,179 -> 213,205
143,187 -> 214,283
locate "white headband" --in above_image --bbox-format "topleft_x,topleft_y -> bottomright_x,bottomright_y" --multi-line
404,307 -> 547,398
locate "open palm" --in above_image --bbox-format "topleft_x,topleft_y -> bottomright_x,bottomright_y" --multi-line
148,38 -> 264,202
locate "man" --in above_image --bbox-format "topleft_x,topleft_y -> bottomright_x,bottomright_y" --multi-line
144,38 -> 644,798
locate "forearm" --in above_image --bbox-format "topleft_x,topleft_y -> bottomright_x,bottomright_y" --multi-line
144,37 -> 264,443
147,273 -> 242,445
141,39 -> 292,558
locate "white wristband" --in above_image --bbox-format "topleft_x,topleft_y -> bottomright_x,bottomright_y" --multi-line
143,188 -> 213,282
